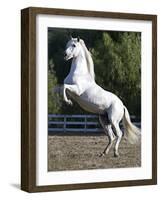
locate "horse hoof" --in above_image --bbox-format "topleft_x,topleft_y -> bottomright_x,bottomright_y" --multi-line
114,153 -> 119,157
67,100 -> 73,106
98,152 -> 105,157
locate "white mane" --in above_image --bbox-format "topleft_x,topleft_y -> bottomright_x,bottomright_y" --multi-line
79,39 -> 95,80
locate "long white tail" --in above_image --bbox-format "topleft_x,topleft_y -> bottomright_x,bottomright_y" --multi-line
122,106 -> 140,144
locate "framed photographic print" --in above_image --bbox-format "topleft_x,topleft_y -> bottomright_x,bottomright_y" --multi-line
21,7 -> 157,192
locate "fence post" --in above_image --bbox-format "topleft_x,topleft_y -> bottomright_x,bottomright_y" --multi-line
64,116 -> 66,133
48,114 -> 140,133
84,115 -> 87,133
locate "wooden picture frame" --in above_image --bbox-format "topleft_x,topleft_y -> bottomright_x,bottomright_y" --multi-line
21,7 -> 157,192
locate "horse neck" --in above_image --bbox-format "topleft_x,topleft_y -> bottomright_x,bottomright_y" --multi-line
70,49 -> 89,75
82,43 -> 95,80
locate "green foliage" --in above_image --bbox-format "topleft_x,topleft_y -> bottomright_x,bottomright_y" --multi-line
48,28 -> 141,117
48,28 -> 71,84
48,60 -> 62,114
92,32 -> 141,115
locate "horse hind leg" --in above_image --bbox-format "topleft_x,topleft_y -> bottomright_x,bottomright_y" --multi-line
111,122 -> 123,157
107,103 -> 124,157
99,115 -> 116,157
102,125 -> 116,156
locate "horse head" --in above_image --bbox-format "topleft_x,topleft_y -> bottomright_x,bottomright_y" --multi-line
64,37 -> 82,60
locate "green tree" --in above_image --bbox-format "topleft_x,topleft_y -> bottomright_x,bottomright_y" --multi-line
48,28 -> 141,117
48,59 -> 62,114
92,32 -> 141,116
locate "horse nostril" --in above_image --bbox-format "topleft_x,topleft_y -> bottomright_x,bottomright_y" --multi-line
64,52 -> 67,57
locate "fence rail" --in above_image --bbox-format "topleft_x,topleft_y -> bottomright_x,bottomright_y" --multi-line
48,114 -> 141,133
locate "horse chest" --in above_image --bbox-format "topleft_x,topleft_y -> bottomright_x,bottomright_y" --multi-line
64,73 -> 91,87
64,74 -> 77,84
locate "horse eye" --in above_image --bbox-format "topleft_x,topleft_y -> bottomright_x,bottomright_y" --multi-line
72,44 -> 76,47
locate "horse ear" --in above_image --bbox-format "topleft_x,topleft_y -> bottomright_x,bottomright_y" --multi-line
77,36 -> 80,42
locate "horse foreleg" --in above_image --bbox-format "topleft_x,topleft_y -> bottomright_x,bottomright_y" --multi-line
63,85 -> 72,105
63,84 -> 81,105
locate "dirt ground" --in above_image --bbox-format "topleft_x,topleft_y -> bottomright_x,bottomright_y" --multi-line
48,133 -> 141,171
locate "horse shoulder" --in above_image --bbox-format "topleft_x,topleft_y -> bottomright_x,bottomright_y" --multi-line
64,73 -> 73,84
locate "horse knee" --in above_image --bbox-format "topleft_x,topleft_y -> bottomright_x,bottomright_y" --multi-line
109,133 -> 115,142
111,122 -> 122,136
107,136 -> 115,144
116,130 -> 123,138
105,125 -> 115,141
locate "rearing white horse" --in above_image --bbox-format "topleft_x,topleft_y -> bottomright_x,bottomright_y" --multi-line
63,37 -> 140,157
